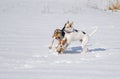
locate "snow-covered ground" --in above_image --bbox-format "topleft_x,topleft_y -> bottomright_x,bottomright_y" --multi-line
0,0 -> 120,79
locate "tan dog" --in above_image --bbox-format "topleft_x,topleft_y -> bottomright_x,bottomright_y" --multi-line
49,29 -> 65,50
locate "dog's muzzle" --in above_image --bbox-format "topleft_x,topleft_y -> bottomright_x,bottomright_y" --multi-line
56,45 -> 63,53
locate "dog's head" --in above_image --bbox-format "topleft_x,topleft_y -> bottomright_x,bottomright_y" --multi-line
64,21 -> 74,33
56,38 -> 67,53
52,29 -> 62,40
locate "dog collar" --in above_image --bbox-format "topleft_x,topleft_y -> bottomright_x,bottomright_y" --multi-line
65,29 -> 78,33
65,30 -> 73,33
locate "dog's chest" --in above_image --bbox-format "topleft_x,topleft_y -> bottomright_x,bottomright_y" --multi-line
65,31 -> 84,41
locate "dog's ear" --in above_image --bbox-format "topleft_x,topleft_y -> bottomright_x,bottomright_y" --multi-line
70,22 -> 73,25
67,21 -> 69,23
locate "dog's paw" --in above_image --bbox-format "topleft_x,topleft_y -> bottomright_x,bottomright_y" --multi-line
81,48 -> 88,53
49,46 -> 52,49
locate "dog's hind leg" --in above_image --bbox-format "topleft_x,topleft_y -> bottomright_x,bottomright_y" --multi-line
81,36 -> 89,53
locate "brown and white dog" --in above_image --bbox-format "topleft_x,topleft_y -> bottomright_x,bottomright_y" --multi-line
48,23 -> 66,53
49,29 -> 64,50
56,21 -> 97,53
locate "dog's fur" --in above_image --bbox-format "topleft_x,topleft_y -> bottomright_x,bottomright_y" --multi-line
49,24 -> 66,51
56,38 -> 67,53
56,21 -> 97,53
49,29 -> 64,50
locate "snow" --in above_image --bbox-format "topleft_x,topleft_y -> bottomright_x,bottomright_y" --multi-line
0,0 -> 120,79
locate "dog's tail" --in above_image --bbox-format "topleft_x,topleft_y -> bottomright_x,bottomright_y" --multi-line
89,27 -> 98,37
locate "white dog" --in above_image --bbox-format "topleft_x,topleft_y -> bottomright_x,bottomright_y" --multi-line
56,21 -> 97,53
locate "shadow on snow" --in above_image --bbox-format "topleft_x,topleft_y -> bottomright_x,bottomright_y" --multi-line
89,48 -> 106,52
63,46 -> 106,54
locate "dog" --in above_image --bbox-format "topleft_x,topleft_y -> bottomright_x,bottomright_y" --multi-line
48,23 -> 67,51
56,21 -> 97,53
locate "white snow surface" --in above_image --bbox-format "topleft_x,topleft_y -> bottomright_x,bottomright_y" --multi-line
0,0 -> 120,79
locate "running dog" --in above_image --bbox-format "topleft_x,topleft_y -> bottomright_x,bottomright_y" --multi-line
48,23 -> 67,51
56,21 -> 97,53
49,29 -> 64,50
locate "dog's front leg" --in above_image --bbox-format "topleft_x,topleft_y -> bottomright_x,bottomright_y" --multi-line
49,39 -> 55,49
56,40 -> 61,49
62,43 -> 69,52
81,36 -> 89,53
81,45 -> 88,53
64,43 -> 69,49
61,38 -> 69,52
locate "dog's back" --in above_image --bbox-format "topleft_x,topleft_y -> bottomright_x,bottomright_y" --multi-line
52,29 -> 64,40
